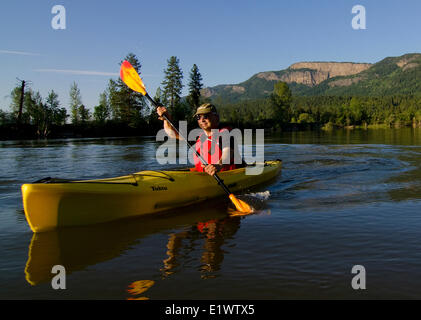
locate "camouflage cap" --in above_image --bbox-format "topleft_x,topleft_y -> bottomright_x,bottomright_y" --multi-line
193,103 -> 218,117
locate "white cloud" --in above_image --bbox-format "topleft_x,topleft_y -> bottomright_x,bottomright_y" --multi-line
34,68 -> 159,77
0,49 -> 41,56
34,69 -> 119,76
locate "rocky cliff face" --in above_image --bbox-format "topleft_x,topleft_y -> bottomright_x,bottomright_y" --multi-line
396,54 -> 421,71
201,87 -> 215,98
202,62 -> 373,98
200,53 -> 421,102
289,62 -> 372,76
256,62 -> 372,87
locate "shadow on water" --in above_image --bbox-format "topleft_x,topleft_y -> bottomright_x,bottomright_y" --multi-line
25,200 -> 247,286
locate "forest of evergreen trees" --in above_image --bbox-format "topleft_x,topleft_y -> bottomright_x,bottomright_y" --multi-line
0,53 -> 204,139
218,92 -> 421,131
1,53 -> 421,140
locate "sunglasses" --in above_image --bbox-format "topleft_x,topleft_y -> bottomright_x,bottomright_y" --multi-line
195,114 -> 211,121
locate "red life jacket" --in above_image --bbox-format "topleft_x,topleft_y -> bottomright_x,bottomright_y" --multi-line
193,128 -> 238,172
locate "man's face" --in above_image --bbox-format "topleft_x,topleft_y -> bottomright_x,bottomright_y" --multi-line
197,113 -> 218,131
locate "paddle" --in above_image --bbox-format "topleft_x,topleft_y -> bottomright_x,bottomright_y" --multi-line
120,60 -> 253,213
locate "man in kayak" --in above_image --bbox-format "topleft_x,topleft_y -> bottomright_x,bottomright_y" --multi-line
157,103 -> 243,176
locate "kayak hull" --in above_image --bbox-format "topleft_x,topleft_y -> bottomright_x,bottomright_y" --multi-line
22,160 -> 281,232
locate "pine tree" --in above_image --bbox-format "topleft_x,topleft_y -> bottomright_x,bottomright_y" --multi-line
154,87 -> 163,105
187,64 -> 203,111
108,53 -> 146,127
161,56 -> 183,113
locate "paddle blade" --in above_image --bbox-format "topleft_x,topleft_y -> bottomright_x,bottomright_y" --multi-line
229,194 -> 253,214
120,60 -> 147,95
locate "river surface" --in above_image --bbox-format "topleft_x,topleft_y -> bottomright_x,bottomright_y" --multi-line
1,128 -> 421,299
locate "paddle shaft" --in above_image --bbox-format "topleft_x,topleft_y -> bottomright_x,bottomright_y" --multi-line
144,93 -> 232,196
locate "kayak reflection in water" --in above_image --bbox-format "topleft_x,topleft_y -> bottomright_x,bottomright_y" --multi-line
160,216 -> 242,279
157,103 -> 245,176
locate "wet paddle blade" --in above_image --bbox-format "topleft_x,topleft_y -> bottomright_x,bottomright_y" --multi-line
228,192 -> 271,216
120,60 -> 147,95
229,194 -> 253,214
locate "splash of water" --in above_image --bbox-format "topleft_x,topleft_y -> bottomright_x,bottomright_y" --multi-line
244,191 -> 271,201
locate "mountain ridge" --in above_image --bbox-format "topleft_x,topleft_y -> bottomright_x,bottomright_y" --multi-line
202,53 -> 421,103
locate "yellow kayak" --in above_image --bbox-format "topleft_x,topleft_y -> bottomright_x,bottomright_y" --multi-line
21,160 -> 281,232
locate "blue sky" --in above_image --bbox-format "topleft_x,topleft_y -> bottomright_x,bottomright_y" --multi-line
1,0 -> 421,112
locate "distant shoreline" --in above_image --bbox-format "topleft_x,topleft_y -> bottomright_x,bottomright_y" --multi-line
2,123 -> 421,142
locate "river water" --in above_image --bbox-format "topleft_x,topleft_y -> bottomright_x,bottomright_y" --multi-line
1,128 -> 421,299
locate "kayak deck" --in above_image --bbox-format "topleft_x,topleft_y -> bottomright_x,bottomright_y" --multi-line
21,160 -> 282,232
